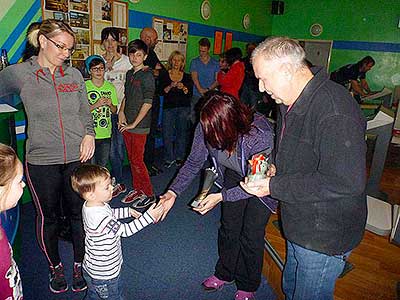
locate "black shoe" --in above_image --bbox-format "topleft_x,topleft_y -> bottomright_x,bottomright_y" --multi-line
176,159 -> 185,167
49,263 -> 68,294
164,160 -> 176,168
148,168 -> 158,176
151,165 -> 163,174
72,262 -> 87,292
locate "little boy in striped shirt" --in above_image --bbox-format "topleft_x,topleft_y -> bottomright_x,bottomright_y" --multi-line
71,164 -> 163,300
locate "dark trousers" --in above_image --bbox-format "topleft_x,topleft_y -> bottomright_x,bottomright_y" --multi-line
215,169 -> 271,292
92,138 -> 111,168
144,95 -> 160,167
26,161 -> 85,267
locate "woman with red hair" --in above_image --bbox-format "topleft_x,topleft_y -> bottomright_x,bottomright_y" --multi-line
159,91 -> 276,300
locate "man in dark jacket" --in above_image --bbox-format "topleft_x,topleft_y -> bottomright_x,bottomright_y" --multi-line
241,37 -> 367,300
140,27 -> 165,176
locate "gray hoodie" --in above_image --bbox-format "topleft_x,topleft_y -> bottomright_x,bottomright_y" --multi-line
0,57 -> 94,165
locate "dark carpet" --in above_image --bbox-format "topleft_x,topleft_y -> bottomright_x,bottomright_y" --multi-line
19,165 -> 276,300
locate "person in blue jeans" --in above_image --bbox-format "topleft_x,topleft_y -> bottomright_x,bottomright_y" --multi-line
189,38 -> 219,124
159,51 -> 193,168
242,37 -> 367,300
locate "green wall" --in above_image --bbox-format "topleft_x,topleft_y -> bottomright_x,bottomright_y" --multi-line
271,0 -> 400,90
128,0 -> 273,71
129,0 -> 272,36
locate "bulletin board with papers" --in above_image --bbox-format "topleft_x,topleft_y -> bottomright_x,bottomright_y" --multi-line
152,17 -> 188,62
41,0 -> 128,76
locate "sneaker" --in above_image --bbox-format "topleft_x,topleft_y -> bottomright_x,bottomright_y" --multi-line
202,275 -> 234,292
49,263 -> 68,294
72,262 -> 87,292
234,290 -> 256,300
164,160 -> 176,168
151,165 -> 163,175
131,195 -> 156,209
121,190 -> 145,204
112,183 -> 127,198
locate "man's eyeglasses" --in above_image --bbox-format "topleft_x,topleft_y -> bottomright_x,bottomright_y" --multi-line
91,66 -> 105,72
45,35 -> 75,55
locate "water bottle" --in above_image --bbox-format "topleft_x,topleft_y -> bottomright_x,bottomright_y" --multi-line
1,49 -> 9,68
0,49 -> 3,71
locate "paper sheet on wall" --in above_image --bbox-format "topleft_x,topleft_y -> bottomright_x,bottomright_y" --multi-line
112,1 -> 127,28
93,20 -> 112,40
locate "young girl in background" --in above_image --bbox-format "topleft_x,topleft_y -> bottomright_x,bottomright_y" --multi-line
0,143 -> 25,299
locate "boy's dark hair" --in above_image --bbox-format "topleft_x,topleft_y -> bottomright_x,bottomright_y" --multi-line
128,39 -> 148,55
85,55 -> 106,73
225,47 -> 243,66
89,58 -> 105,69
71,164 -> 110,197
359,55 -> 375,66
199,38 -> 211,49
101,27 -> 120,43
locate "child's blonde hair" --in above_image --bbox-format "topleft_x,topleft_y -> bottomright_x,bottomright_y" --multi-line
71,164 -> 110,198
0,143 -> 20,211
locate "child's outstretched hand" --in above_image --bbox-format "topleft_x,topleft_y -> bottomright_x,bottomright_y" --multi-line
130,208 -> 142,219
146,203 -> 164,223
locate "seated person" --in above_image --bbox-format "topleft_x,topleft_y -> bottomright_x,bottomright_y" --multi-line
330,56 -> 376,102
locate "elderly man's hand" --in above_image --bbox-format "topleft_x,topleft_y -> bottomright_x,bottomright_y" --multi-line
240,176 -> 272,197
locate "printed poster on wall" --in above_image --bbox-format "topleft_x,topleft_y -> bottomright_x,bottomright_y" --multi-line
45,0 -> 68,12
152,17 -> 188,62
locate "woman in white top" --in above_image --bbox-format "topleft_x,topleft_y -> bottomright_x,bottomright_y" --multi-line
101,27 -> 132,194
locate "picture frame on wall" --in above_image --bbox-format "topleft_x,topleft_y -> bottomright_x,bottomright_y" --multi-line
45,0 -> 68,13
213,30 -> 223,55
69,0 -> 89,13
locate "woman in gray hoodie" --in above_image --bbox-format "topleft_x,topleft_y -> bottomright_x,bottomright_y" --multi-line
0,19 -> 94,294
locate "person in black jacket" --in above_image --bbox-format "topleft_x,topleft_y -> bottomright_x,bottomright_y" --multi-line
159,50 -> 193,168
241,37 -> 367,300
330,56 -> 376,103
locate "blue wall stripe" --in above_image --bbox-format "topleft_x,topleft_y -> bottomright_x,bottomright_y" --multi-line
333,40 -> 400,53
10,16 -> 42,64
129,10 -> 266,43
1,0 -> 41,51
15,120 -> 26,127
16,133 -> 26,141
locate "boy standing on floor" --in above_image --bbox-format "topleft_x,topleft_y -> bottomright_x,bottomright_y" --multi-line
85,55 -> 118,167
71,164 -> 162,300
118,39 -> 156,208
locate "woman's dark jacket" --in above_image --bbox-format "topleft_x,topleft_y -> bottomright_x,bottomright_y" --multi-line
169,113 -> 277,213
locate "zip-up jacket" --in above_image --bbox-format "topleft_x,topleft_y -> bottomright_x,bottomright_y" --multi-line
0,57 -> 94,165
270,67 -> 367,255
170,113 -> 278,213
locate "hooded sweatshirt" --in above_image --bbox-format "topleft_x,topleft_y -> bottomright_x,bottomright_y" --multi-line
0,57 -> 94,165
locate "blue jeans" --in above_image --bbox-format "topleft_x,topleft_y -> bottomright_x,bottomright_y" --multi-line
283,241 -> 348,300
92,138 -> 111,168
162,107 -> 190,162
109,114 -> 125,183
83,271 -> 124,300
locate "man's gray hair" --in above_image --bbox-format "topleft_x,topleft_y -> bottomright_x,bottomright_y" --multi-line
251,36 -> 306,69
